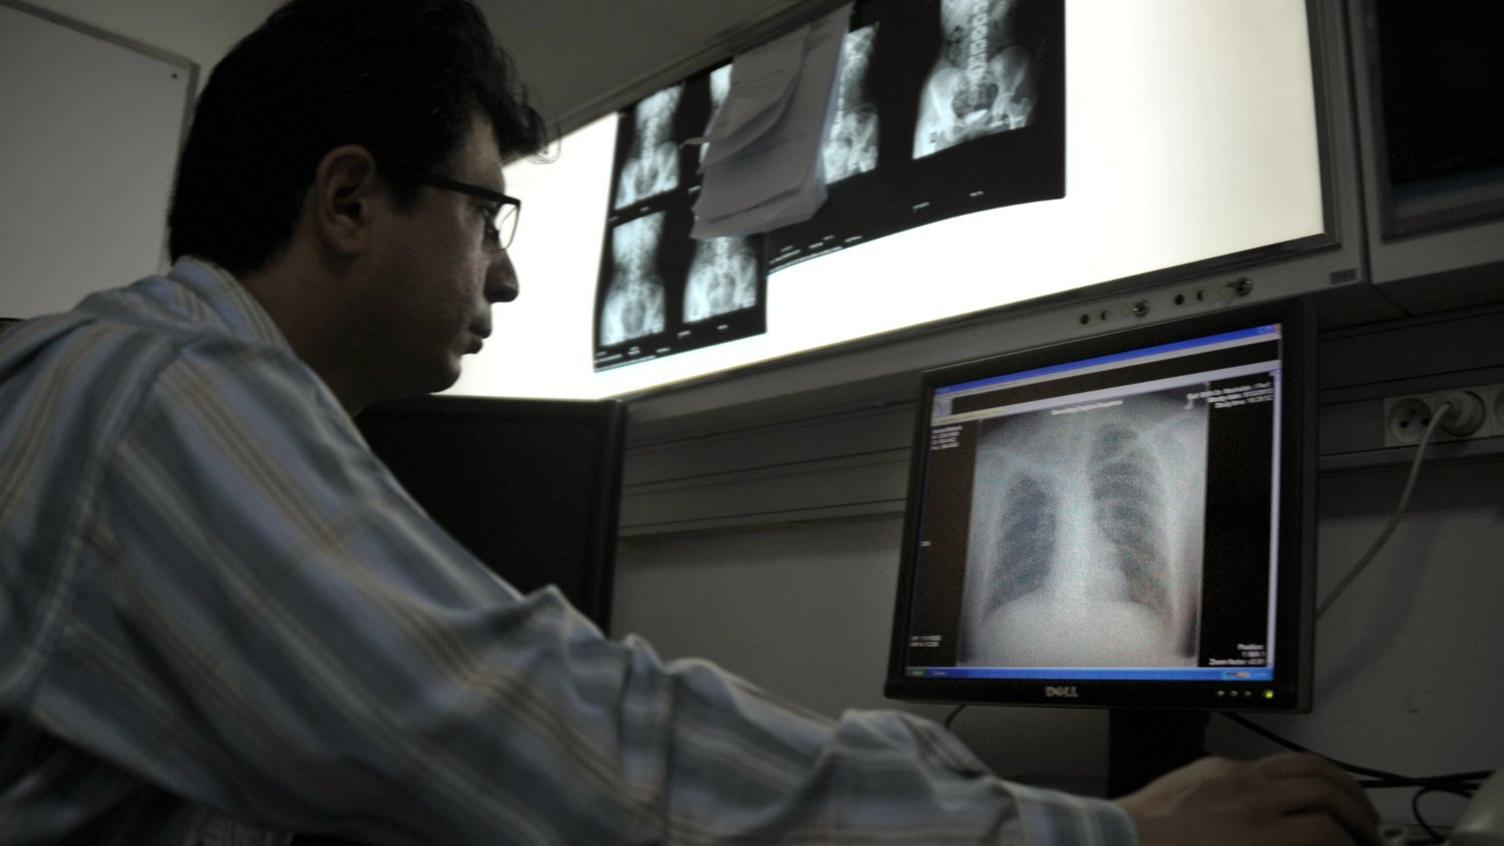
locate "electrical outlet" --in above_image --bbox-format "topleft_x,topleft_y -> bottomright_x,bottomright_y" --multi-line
1384,397 -> 1434,445
1381,383 -> 1504,448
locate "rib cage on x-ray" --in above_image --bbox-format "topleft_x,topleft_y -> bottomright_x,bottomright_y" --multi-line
959,388 -> 1208,668
914,0 -> 1038,159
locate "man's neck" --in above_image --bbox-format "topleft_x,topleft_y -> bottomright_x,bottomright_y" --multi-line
238,254 -> 371,415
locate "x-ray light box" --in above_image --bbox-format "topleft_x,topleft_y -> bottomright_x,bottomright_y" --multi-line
450,0 -> 1324,402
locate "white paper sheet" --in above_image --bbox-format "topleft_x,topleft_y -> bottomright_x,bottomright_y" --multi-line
691,3 -> 851,239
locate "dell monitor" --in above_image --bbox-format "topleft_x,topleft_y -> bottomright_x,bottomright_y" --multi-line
885,300 -> 1315,789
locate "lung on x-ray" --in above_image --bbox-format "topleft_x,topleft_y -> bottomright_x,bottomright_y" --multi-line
958,386 -> 1209,668
599,212 -> 668,346
615,84 -> 684,209
914,0 -> 1038,159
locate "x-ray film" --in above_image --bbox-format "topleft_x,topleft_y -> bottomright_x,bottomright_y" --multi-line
594,203 -> 768,370
766,0 -> 1063,272
599,212 -> 669,346
914,0 -> 1037,159
597,69 -> 772,371
958,387 -> 1208,668
685,236 -> 760,322
700,65 -> 732,165
823,25 -> 881,184
614,84 -> 685,210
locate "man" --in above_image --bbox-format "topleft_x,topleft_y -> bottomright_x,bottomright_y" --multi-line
0,1 -> 1380,843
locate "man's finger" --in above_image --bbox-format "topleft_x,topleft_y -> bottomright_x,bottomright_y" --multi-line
1274,812 -> 1360,846
1256,753 -> 1378,821
1264,777 -> 1383,846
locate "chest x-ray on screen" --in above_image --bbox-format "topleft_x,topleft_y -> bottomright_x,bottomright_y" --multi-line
599,212 -> 668,345
615,84 -> 683,209
684,236 -> 759,322
915,0 -> 1038,159
959,386 -> 1209,668
823,25 -> 880,183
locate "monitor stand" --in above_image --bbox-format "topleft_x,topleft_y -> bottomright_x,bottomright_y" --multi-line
1107,709 -> 1211,797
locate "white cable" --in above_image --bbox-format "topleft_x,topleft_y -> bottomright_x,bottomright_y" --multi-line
1315,400 -> 1454,620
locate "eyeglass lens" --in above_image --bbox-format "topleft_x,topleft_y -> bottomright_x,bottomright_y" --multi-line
495,203 -> 519,249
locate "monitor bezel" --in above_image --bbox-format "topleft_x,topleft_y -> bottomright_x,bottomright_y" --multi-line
884,299 -> 1315,712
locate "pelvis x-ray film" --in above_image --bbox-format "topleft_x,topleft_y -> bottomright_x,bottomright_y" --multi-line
958,387 -> 1209,669
685,236 -> 760,322
823,25 -> 880,183
766,0 -> 1062,272
614,84 -> 684,210
594,202 -> 768,370
599,212 -> 669,346
914,0 -> 1037,159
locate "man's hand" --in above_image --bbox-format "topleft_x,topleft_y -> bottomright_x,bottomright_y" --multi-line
1116,752 -> 1382,846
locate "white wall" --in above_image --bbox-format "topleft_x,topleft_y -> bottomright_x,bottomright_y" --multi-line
0,1 -> 283,319
19,0 -> 282,89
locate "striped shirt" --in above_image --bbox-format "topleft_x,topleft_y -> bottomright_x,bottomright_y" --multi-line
0,257 -> 1137,844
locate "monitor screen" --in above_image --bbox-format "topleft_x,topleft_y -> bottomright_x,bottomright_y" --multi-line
885,300 -> 1313,711
1365,0 -> 1504,235
356,396 -> 626,633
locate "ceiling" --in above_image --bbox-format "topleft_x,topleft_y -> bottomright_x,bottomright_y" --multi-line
475,0 -> 843,134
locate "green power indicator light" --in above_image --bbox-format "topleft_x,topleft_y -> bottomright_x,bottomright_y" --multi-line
1263,690 -> 1275,700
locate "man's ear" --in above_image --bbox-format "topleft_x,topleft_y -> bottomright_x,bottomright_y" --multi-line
310,145 -> 380,256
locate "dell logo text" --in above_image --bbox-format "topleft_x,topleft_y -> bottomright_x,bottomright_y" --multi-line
1044,685 -> 1080,699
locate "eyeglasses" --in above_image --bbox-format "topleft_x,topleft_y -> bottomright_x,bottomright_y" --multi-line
385,168 -> 522,250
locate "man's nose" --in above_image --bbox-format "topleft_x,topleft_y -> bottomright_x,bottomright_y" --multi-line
488,249 -> 519,303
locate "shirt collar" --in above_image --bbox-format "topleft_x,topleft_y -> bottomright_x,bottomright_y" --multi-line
167,255 -> 292,353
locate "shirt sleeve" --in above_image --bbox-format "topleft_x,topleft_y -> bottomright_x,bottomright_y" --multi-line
34,337 -> 1137,845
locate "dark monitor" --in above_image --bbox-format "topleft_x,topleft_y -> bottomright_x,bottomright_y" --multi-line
356,395 -> 627,633
1362,0 -> 1504,237
885,299 -> 1315,718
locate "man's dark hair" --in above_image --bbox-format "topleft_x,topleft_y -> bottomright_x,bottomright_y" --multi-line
168,0 -> 547,276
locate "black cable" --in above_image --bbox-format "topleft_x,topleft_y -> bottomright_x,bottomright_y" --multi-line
1410,786 -> 1473,845
943,704 -> 965,730
1359,773 -> 1489,789
1359,778 -> 1478,790
1220,712 -> 1487,792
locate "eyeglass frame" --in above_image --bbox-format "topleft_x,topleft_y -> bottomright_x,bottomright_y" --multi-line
382,167 -> 522,250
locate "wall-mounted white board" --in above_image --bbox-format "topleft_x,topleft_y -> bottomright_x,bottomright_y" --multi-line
0,1 -> 192,318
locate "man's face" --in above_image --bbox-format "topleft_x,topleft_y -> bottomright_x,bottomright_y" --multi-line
360,114 -> 518,398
